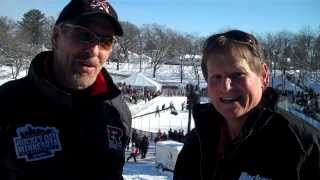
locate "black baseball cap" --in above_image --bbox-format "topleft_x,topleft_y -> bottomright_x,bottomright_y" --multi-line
55,0 -> 123,36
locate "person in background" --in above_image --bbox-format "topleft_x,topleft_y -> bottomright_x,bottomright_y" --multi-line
162,103 -> 166,110
155,105 -> 161,117
140,135 -> 149,159
0,0 -> 131,179
181,101 -> 186,111
126,143 -> 140,163
174,29 -> 320,180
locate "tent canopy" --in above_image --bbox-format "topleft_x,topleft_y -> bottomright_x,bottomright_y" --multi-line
120,73 -> 162,91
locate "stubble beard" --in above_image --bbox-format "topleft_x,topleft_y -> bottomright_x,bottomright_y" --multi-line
69,72 -> 98,90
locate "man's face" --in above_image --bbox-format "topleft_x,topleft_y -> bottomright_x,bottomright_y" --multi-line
52,16 -> 114,90
206,51 -> 268,122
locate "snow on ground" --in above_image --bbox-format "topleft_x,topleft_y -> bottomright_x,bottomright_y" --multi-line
129,96 -> 194,133
272,74 -> 303,92
306,80 -> 320,93
106,62 -> 207,87
278,99 -> 320,129
0,66 -> 27,85
1,62 -> 319,94
123,143 -> 173,180
124,162 -> 172,180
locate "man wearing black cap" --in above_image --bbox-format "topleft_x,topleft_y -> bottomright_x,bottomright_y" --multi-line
0,0 -> 131,179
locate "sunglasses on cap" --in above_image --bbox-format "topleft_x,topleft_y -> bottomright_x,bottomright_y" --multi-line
61,23 -> 115,49
205,30 -> 259,54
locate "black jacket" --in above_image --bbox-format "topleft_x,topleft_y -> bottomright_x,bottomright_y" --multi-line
174,103 -> 320,180
0,51 -> 132,180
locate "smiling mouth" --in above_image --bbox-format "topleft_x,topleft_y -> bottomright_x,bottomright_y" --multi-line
220,96 -> 241,103
79,61 -> 94,67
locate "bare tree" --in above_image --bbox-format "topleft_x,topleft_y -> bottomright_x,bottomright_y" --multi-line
0,17 -> 16,64
42,16 -> 56,49
0,11 -> 48,79
141,24 -> 175,78
314,28 -> 320,80
184,36 -> 203,85
137,32 -> 145,72
115,21 -> 140,70
292,28 -> 314,70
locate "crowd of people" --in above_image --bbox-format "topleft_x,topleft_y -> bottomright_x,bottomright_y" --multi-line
126,128 -> 186,163
277,88 -> 320,119
162,86 -> 207,98
154,129 -> 185,143
117,82 -> 161,104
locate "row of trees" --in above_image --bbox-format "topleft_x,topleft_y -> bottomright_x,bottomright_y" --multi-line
261,29 -> 320,84
112,22 -> 204,80
0,10 -> 54,79
0,9 -> 319,82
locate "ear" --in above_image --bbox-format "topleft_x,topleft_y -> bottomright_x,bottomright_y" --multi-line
51,26 -> 60,49
261,63 -> 270,89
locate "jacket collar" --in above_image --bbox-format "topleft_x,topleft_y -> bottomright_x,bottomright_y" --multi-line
193,103 -> 274,145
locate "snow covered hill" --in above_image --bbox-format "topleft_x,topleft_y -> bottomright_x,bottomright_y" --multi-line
129,96 -> 194,133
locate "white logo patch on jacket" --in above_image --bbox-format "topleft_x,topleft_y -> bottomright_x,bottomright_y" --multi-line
239,172 -> 272,180
13,124 -> 62,162
106,125 -> 123,150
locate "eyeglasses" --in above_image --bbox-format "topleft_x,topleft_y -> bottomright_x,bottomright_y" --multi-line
61,23 -> 115,49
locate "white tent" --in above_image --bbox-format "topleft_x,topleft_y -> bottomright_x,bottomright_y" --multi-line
120,73 -> 162,91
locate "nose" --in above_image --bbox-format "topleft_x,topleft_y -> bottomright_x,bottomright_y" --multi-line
222,77 -> 232,91
84,43 -> 101,57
